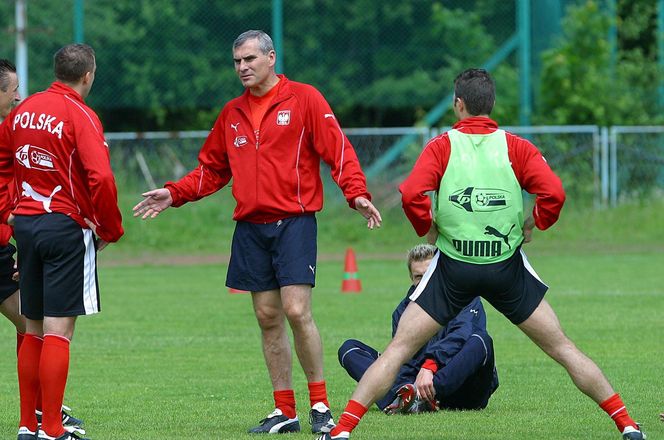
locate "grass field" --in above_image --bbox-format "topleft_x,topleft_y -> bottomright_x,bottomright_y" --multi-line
0,199 -> 663,439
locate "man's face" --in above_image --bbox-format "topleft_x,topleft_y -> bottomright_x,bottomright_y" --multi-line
409,258 -> 432,287
233,38 -> 275,90
0,72 -> 20,119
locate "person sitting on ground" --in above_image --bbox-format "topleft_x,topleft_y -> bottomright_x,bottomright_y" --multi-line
337,243 -> 498,414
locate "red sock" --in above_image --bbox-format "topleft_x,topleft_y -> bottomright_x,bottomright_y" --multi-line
308,380 -> 330,408
600,393 -> 638,433
330,400 -> 367,436
16,332 -> 25,357
273,389 -> 297,419
35,384 -> 43,413
17,334 -> 42,431
39,335 -> 70,438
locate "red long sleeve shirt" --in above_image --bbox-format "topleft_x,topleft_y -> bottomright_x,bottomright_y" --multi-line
399,117 -> 565,237
166,75 -> 371,223
0,82 -> 123,243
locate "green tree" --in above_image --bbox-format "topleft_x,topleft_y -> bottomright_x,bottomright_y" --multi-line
538,0 -> 663,126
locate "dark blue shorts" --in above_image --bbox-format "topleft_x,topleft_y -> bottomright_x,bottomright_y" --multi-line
14,214 -> 100,320
410,247 -> 548,326
226,215 -> 317,292
0,243 -> 19,304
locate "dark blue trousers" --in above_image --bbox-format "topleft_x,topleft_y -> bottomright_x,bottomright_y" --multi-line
338,334 -> 498,411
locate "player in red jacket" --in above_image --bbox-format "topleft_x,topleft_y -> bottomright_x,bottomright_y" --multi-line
0,59 -> 85,440
0,45 -> 123,440
134,30 -> 381,435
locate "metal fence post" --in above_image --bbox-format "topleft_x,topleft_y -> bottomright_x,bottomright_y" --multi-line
609,127 -> 618,206
600,126 -> 609,207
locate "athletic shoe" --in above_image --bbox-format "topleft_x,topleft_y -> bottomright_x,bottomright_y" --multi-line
309,402 -> 336,434
36,406 -> 84,428
247,408 -> 300,434
17,426 -> 38,440
315,432 -> 350,440
384,383 -> 437,415
622,424 -> 646,440
60,406 -> 83,427
38,430 -> 89,440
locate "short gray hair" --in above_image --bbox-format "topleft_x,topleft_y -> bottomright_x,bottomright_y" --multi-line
233,30 -> 274,54
407,244 -> 437,277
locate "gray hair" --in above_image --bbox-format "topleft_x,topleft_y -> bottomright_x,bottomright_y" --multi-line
233,30 -> 274,54
0,59 -> 16,92
407,244 -> 437,277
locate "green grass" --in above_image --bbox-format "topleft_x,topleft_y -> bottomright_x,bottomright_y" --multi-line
0,250 -> 662,439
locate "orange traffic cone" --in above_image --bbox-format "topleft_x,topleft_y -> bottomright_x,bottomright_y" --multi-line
341,248 -> 362,293
228,287 -> 248,294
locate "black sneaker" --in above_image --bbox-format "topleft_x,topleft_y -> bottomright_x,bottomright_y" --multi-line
310,402 -> 336,434
622,424 -> 646,440
248,408 -> 300,434
38,430 -> 89,440
315,432 -> 350,440
60,406 -> 84,427
17,427 -> 38,440
36,406 -> 84,428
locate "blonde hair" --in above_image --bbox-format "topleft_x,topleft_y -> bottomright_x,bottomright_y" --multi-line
407,244 -> 437,277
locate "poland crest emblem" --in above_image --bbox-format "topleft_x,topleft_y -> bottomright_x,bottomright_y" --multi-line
277,110 -> 291,126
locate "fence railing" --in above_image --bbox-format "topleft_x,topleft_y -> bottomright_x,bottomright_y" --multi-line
107,126 -> 664,208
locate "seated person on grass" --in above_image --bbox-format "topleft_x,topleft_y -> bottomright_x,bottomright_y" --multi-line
338,244 -> 499,414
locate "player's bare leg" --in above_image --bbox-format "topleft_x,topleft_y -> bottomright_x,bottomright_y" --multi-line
326,302 -> 442,438
517,299 -> 614,402
281,284 -> 323,382
281,284 -> 335,433
518,299 -> 644,438
249,290 -> 301,433
349,302 -> 441,406
252,290 -> 293,390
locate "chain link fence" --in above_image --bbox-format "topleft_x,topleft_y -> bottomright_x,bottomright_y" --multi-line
109,125 -> 664,210
610,127 -> 664,204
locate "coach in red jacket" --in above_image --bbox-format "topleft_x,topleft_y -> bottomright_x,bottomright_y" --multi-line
134,30 -> 381,435
0,44 -> 123,440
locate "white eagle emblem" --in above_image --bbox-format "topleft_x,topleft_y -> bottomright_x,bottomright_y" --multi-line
276,110 -> 291,126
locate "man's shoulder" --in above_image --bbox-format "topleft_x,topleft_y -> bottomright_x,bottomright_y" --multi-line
224,93 -> 246,108
280,78 -> 322,99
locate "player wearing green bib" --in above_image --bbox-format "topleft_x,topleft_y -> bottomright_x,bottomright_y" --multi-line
434,127 -> 524,263
319,69 -> 645,440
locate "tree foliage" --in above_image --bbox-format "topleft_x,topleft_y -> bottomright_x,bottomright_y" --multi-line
538,0 -> 663,126
0,0 -> 661,131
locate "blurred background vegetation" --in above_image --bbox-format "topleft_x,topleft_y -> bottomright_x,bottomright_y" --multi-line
1,0 -> 662,258
1,0 -> 663,131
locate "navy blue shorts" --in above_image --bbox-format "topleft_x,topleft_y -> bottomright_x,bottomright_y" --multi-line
226,215 -> 317,292
410,247 -> 547,326
14,214 -> 100,320
0,243 -> 19,304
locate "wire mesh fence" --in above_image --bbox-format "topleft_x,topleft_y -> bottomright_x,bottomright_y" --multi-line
108,124 -> 664,210
610,127 -> 664,204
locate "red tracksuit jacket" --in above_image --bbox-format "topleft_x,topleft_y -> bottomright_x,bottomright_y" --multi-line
166,75 -> 371,223
399,117 -> 566,237
0,82 -> 123,243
